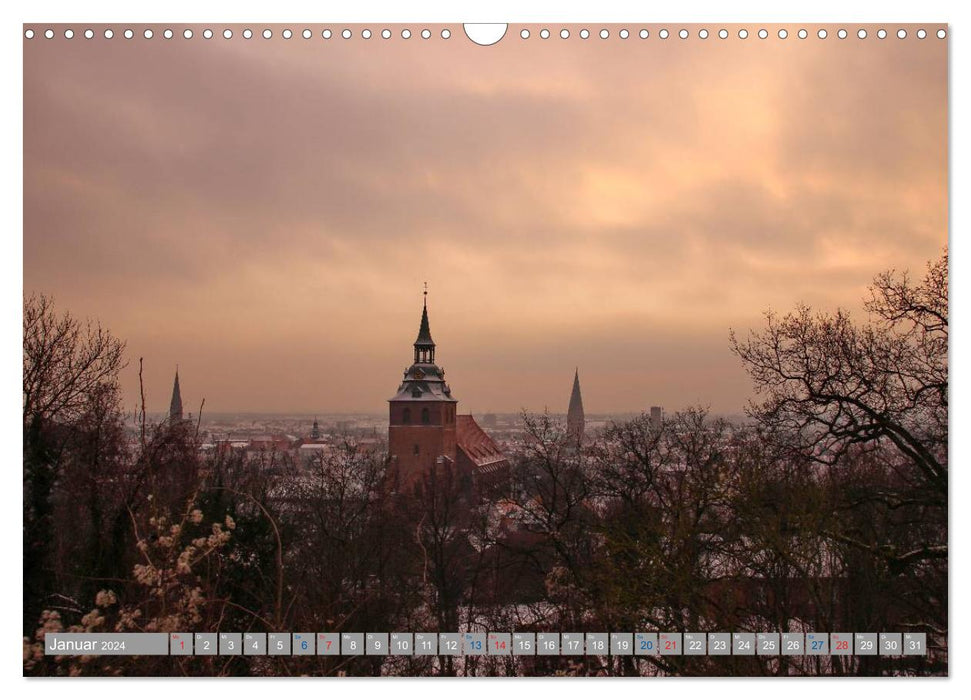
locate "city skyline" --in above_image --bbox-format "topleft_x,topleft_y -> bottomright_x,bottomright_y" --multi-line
24,25 -> 947,414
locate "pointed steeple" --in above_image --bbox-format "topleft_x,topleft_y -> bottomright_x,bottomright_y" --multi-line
169,368 -> 183,422
311,416 -> 320,440
390,286 -> 455,403
413,284 -> 435,363
567,368 -> 585,442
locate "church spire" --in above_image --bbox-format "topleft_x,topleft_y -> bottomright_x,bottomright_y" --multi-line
391,286 -> 454,404
414,284 -> 435,363
567,368 -> 585,443
169,367 -> 183,422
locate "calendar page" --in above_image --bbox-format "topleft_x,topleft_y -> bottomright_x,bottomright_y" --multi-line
21,19 -> 947,678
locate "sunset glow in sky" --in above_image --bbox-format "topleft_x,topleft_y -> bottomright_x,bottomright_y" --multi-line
23,25 -> 947,414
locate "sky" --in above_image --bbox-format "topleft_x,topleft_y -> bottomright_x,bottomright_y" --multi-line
23,24 -> 948,416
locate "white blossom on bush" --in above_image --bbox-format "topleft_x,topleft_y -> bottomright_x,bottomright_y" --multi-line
24,505 -> 232,675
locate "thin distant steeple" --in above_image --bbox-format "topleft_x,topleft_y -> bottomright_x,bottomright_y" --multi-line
414,283 -> 435,363
567,368 -> 585,443
311,416 -> 321,440
169,367 -> 183,422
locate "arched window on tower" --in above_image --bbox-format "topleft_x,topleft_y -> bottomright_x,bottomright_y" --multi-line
413,444 -> 420,456
421,407 -> 430,424
402,407 -> 411,424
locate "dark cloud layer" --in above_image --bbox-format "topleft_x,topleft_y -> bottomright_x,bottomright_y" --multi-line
24,25 -> 947,414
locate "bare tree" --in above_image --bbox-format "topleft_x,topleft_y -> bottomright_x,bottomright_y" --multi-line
729,251 -> 948,655
729,250 -> 947,509
23,294 -> 127,633
23,294 -> 126,428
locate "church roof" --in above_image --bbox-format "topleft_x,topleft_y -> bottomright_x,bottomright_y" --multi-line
456,414 -> 507,469
414,300 -> 434,347
388,372 -> 457,402
169,370 -> 183,419
391,295 -> 456,402
568,368 -> 584,420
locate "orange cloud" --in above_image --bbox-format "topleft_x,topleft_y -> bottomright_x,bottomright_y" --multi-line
24,25 -> 947,414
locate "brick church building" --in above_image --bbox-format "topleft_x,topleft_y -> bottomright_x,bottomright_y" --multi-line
388,294 -> 508,490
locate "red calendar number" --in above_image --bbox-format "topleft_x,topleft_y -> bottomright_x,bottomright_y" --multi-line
836,640 -> 849,650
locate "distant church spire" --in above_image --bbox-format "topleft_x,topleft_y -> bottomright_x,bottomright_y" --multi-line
567,368 -> 585,443
311,416 -> 320,440
414,284 -> 435,364
169,367 -> 183,422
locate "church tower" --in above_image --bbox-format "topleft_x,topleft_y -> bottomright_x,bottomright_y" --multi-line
388,291 -> 458,487
169,368 -> 184,422
567,368 -> 585,443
